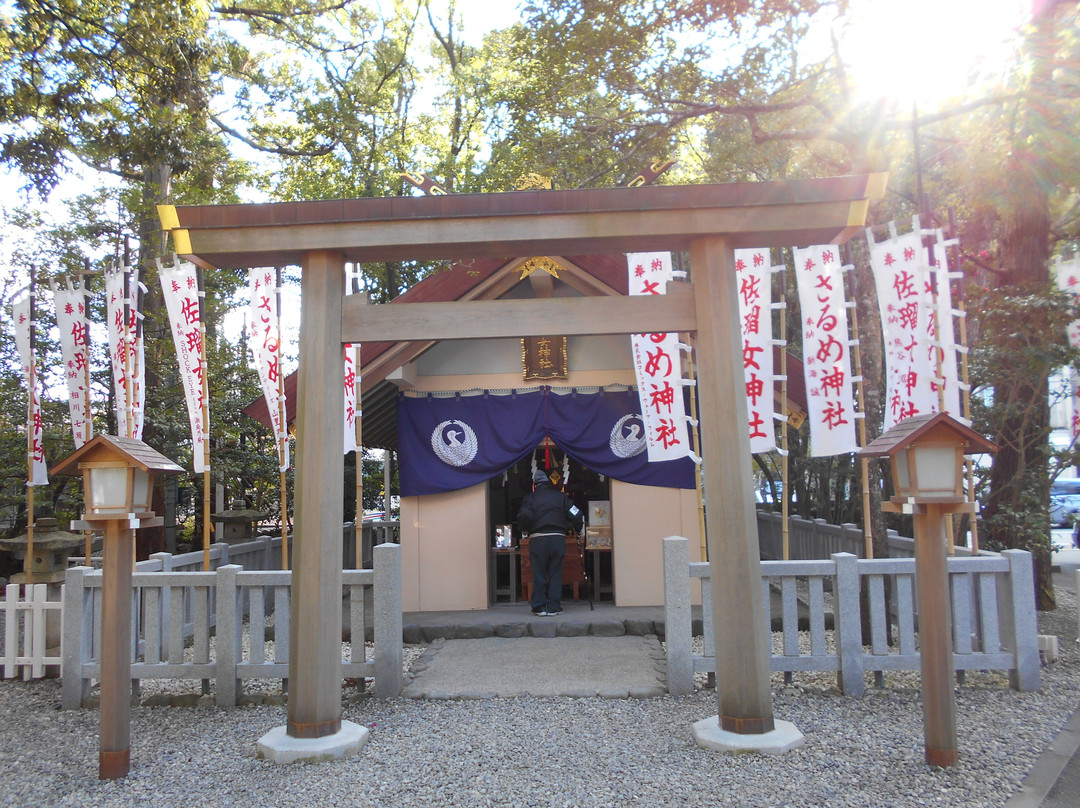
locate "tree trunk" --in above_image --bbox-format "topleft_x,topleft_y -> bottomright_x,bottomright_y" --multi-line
981,148 -> 1054,608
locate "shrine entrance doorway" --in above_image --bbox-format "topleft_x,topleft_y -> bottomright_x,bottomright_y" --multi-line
487,449 -> 612,606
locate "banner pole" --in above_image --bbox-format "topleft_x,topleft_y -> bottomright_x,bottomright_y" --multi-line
353,272 -> 363,570
949,207 -> 979,552
26,268 -> 37,587
196,266 -> 211,572
778,257 -> 791,561
843,244 -> 874,560
121,244 -> 136,571
276,267 -> 289,570
79,263 -> 95,564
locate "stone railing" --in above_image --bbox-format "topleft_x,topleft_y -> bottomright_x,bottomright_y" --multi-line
663,536 -> 1040,696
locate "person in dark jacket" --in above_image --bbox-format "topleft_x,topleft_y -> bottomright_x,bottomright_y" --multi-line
518,469 -> 584,615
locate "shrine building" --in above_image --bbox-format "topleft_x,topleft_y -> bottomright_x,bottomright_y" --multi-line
247,252 -> 805,613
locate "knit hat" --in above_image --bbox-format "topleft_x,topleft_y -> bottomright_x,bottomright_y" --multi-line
532,470 -> 551,485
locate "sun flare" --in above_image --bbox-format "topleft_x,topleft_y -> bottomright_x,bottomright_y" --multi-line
838,0 -> 1031,109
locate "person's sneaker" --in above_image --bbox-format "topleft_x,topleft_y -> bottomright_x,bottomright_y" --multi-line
547,609 -> 564,616
532,609 -> 548,616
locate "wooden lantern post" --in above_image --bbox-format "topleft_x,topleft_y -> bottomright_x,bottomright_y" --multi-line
858,413 -> 997,767
52,435 -> 183,780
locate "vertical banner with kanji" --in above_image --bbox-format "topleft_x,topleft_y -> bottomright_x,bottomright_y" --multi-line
868,227 -> 936,429
1053,254 -> 1080,348
247,268 -> 289,470
626,251 -> 693,462
159,257 -> 209,473
12,291 -> 48,485
793,245 -> 857,457
52,281 -> 93,447
343,271 -> 360,455
735,248 -> 777,453
105,264 -> 145,439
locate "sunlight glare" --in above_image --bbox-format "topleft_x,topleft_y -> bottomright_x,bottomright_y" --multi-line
838,0 -> 1031,109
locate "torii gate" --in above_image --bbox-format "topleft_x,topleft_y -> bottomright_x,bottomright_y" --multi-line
160,173 -> 886,757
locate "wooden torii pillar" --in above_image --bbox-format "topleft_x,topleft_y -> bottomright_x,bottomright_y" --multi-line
160,173 -> 886,760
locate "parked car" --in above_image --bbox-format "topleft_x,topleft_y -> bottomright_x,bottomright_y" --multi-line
1050,478 -> 1080,527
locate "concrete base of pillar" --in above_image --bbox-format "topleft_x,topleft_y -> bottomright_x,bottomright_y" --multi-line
257,720 -> 369,764
692,716 -> 805,755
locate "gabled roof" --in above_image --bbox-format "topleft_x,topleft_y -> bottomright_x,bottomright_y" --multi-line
242,253 -> 807,450
52,434 -> 186,477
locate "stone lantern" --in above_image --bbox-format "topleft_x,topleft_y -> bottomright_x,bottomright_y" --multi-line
0,517 -> 93,584
213,498 -> 267,543
0,518 -> 95,656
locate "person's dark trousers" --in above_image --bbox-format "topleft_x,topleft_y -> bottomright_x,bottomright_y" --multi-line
529,532 -> 566,613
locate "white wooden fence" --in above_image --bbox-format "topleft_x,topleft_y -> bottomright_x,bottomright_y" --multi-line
663,537 -> 1042,696
60,542 -> 403,708
1,583 -> 63,680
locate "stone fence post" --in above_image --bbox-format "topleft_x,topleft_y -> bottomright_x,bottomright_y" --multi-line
663,536 -> 693,695
373,542 -> 403,697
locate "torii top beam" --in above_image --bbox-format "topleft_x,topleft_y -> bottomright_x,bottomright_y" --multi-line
158,174 -> 888,269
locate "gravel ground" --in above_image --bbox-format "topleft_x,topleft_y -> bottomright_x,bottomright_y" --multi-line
1,585 -> 1077,808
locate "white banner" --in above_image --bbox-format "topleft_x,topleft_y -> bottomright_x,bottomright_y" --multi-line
105,265 -> 145,439
1053,255 -> 1080,348
51,282 -> 93,448
794,245 -> 857,457
158,257 -> 208,473
735,248 -> 777,453
247,268 -> 289,470
344,271 -> 360,455
626,252 -> 694,462
345,344 -> 359,454
12,293 -> 48,485
868,226 -> 936,429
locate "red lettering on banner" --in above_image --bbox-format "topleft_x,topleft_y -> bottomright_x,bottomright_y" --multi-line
816,333 -> 844,363
822,401 -> 849,430
743,340 -> 763,370
893,270 -> 916,299
648,381 -> 675,414
903,370 -> 919,396
743,305 -> 760,336
654,419 -> 680,449
748,410 -> 767,438
184,328 -> 203,356
639,279 -> 661,295
739,274 -> 760,306
746,373 -> 764,405
815,295 -> 837,331
644,347 -> 672,377
820,367 -> 847,397
180,297 -> 201,326
898,302 -> 918,330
